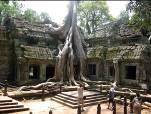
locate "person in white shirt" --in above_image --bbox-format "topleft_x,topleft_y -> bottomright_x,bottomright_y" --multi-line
107,85 -> 115,109
77,84 -> 84,111
132,93 -> 142,114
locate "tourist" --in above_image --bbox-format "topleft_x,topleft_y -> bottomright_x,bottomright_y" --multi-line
107,85 -> 115,110
77,84 -> 85,111
132,93 -> 142,114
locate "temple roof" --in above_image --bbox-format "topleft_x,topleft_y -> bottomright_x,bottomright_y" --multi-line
13,17 -> 50,32
87,45 -> 151,61
106,45 -> 146,60
87,46 -> 105,59
9,17 -> 55,39
88,21 -> 142,39
20,45 -> 54,60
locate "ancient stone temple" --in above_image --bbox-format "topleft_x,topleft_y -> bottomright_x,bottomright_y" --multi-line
0,17 -> 151,88
85,21 -> 151,88
0,17 -> 59,84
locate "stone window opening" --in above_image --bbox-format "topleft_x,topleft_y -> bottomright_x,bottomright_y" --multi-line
88,64 -> 96,75
46,65 -> 55,80
29,64 -> 40,79
125,66 -> 136,80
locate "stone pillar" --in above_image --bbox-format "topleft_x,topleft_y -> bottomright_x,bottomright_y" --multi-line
104,61 -> 108,80
40,64 -> 46,81
18,62 -> 28,84
113,58 -> 120,83
25,63 -> 29,81
96,63 -> 99,80
16,63 -> 21,83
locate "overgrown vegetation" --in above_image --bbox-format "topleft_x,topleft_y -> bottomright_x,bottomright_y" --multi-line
0,1 -> 51,23
77,1 -> 115,35
127,0 -> 151,35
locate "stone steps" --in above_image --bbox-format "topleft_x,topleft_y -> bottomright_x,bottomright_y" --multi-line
61,92 -> 102,98
0,96 -> 29,113
0,104 -> 24,109
56,93 -> 105,101
0,99 -> 12,103
52,97 -> 107,108
0,101 -> 18,106
0,107 -> 29,113
54,95 -> 106,105
51,91 -> 108,108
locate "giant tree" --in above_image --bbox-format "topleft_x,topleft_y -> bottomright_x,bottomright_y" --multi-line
18,1 -> 89,91
48,1 -> 89,85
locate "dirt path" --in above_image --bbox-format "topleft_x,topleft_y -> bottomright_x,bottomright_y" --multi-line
9,97 -> 151,114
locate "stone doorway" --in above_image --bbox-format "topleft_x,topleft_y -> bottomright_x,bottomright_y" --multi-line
46,65 -> 55,79
88,64 -> 97,80
125,66 -> 136,80
29,64 -> 40,79
109,66 -> 115,77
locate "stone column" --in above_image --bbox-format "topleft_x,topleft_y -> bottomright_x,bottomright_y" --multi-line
18,62 -> 28,84
113,58 -> 120,83
25,63 -> 29,81
16,63 -> 21,83
40,64 -> 46,81
104,61 -> 108,80
96,63 -> 99,80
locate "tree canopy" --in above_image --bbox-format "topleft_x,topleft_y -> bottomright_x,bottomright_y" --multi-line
23,8 -> 40,22
127,0 -> 151,34
77,1 -> 115,35
0,1 -> 23,23
0,1 -> 52,24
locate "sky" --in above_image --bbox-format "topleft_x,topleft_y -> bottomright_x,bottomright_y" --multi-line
20,1 -> 129,24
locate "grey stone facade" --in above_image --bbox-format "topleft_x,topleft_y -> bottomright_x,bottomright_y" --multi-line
0,17 -> 151,88
0,17 -> 58,85
85,21 -> 151,88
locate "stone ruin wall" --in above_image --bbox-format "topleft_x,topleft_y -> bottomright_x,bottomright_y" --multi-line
0,27 -> 14,82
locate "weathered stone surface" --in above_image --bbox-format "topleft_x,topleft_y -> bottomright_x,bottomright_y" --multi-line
87,45 -> 151,61
20,45 -> 54,60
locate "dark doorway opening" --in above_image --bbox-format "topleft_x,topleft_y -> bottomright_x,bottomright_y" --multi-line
29,64 -> 40,79
109,66 -> 115,77
88,64 -> 96,75
46,65 -> 55,79
74,64 -> 80,80
125,66 -> 136,80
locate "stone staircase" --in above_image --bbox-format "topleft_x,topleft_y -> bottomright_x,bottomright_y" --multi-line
0,96 -> 29,113
51,90 -> 108,108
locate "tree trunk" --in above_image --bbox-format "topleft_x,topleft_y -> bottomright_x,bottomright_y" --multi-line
52,1 -> 89,85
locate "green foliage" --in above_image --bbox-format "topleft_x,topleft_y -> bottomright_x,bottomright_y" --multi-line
127,1 -> 151,32
23,8 -> 40,22
0,1 -> 51,23
0,1 -> 23,23
77,1 -> 115,35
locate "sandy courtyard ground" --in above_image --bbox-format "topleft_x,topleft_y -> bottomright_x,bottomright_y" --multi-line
9,97 -> 151,114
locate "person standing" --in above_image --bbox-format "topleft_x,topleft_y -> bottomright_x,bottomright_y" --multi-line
77,84 -> 84,111
132,93 -> 142,114
107,85 -> 115,110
